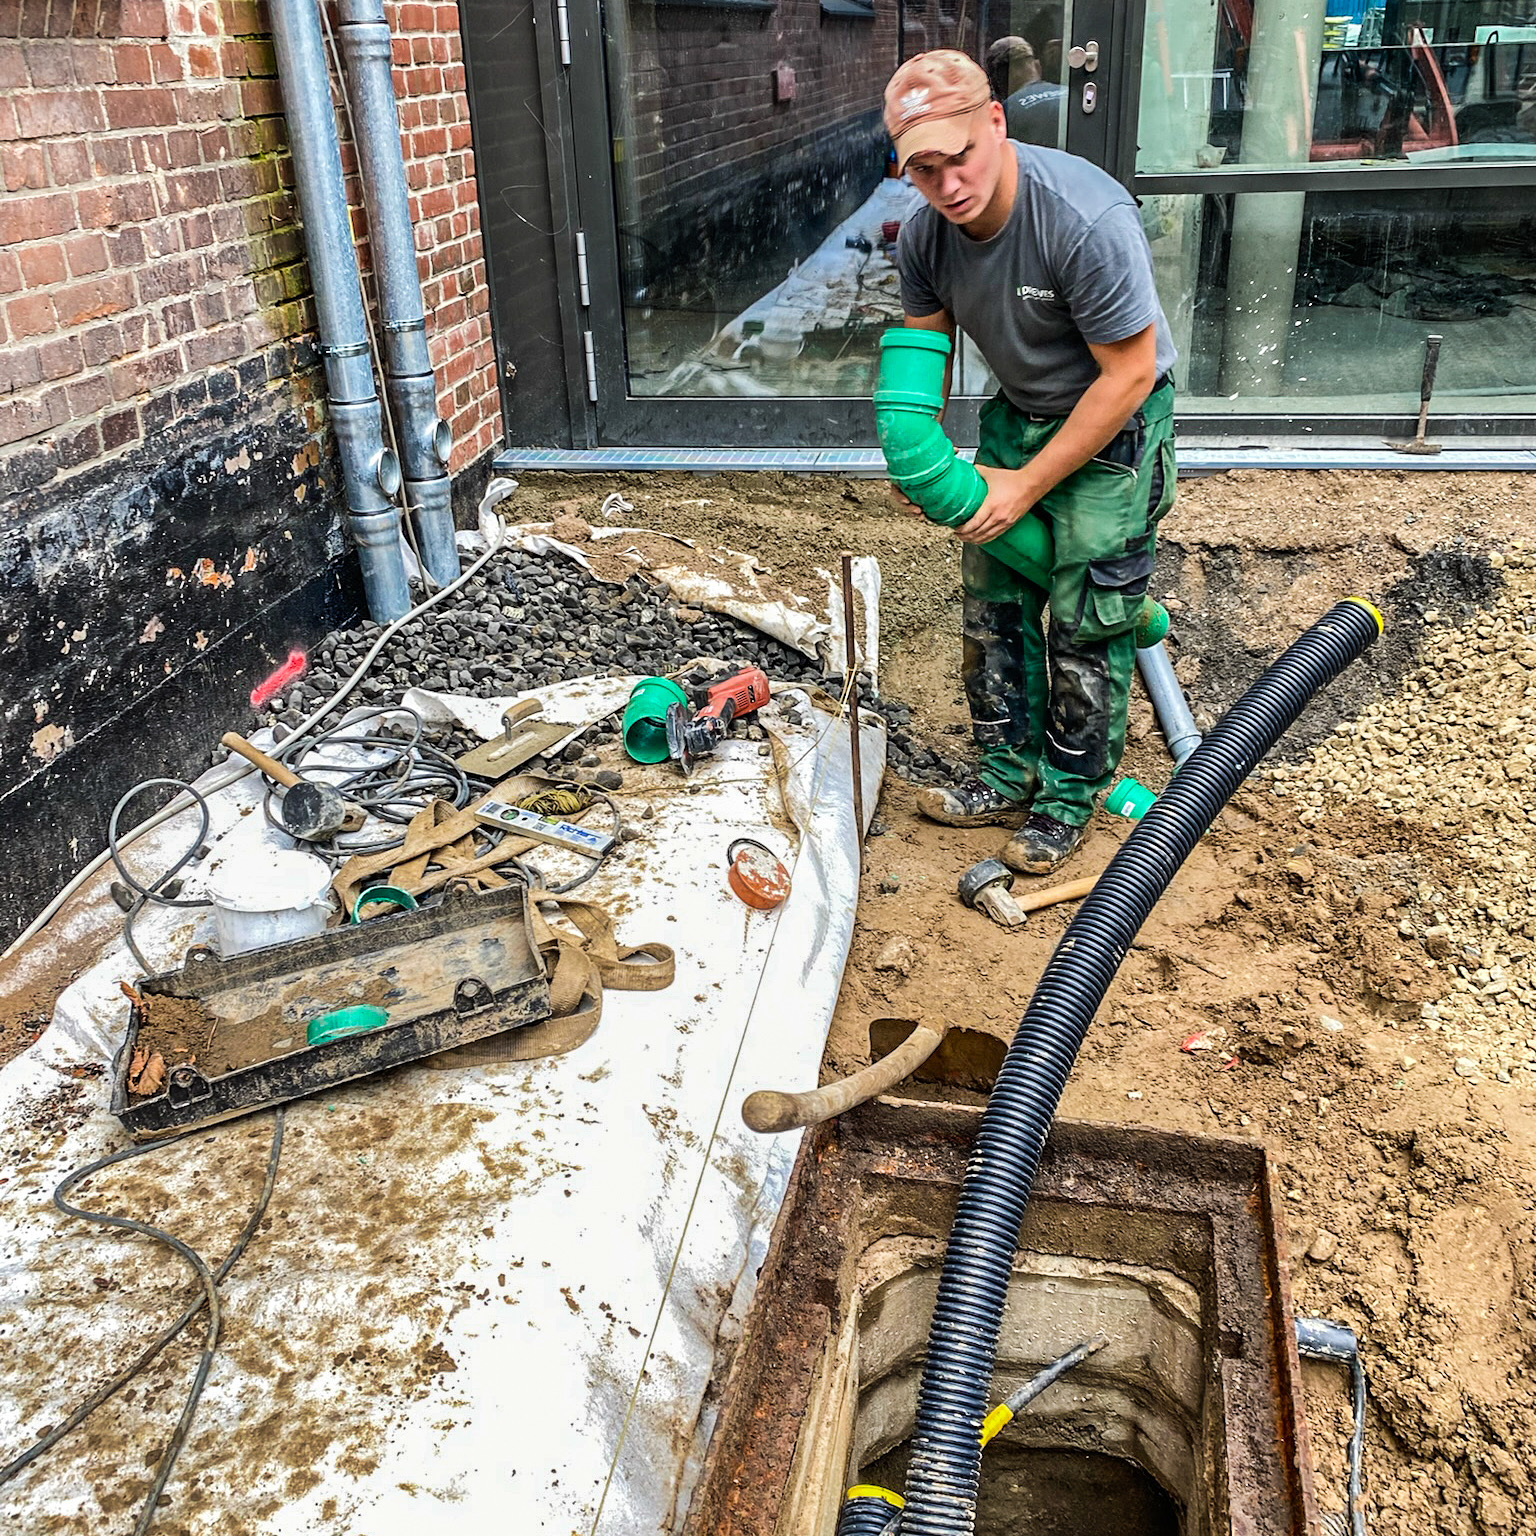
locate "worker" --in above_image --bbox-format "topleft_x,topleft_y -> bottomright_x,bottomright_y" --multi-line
883,49 -> 1177,873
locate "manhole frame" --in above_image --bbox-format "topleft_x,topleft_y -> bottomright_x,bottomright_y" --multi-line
686,1099 -> 1321,1536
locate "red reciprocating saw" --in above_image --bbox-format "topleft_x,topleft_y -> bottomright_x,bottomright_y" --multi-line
665,666 -> 771,776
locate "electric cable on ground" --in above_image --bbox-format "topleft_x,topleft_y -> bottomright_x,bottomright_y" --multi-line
3,498 -> 512,962
0,1110 -> 286,1535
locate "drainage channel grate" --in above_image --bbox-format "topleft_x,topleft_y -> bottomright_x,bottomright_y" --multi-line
686,1101 -> 1321,1536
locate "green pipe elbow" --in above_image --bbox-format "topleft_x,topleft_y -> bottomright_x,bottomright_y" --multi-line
873,327 -> 1168,648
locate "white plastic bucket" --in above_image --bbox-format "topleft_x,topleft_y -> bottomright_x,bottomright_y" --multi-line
205,849 -> 335,958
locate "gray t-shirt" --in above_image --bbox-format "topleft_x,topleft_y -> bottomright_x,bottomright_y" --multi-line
896,142 -> 1176,417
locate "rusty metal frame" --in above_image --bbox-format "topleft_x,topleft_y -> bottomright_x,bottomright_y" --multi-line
685,1100 -> 1320,1535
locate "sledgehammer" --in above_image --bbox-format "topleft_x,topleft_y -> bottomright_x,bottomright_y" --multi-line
742,1017 -> 1004,1133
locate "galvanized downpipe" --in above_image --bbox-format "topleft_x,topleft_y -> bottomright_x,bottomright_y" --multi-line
268,0 -> 411,622
336,0 -> 460,586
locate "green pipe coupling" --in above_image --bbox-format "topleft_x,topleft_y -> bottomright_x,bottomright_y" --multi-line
874,327 -> 1168,648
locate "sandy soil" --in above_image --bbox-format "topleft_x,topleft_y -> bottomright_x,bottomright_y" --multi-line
8,465 -> 1536,1532
505,466 -> 1536,1535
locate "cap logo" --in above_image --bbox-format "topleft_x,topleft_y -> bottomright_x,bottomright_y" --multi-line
898,87 -> 930,120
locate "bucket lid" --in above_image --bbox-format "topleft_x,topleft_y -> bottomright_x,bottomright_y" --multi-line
205,848 -> 334,913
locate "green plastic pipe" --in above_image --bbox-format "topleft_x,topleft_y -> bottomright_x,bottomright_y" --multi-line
874,327 -> 1168,649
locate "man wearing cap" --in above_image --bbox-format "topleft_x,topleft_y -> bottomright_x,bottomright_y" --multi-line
883,48 -> 1177,873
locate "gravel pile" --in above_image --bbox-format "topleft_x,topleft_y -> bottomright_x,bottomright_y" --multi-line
262,545 -> 972,787
1267,541 -> 1536,1078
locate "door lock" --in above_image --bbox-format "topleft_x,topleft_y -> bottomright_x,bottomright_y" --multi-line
1067,40 -> 1100,71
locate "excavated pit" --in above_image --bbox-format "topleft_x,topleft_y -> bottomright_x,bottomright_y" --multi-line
688,1102 -> 1319,1536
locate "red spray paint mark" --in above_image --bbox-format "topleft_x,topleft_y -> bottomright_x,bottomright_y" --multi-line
251,649 -> 307,708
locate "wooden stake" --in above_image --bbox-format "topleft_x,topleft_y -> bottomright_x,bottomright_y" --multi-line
840,553 -> 865,870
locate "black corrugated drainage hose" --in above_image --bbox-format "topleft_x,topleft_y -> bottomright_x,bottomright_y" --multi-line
899,599 -> 1384,1535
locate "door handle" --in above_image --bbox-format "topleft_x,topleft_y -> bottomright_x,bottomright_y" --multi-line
1067,40 -> 1100,71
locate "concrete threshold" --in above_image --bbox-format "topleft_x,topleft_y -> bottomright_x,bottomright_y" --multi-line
496,444 -> 1536,477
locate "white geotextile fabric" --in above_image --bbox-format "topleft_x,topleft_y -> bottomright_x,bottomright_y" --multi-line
0,677 -> 884,1534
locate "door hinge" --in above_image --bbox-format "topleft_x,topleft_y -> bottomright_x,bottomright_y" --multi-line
555,0 -> 571,65
575,231 -> 591,306
582,330 -> 598,402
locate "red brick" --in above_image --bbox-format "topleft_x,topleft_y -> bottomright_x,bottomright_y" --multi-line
166,128 -> 201,166
114,43 -> 153,83
6,291 -> 58,337
19,243 -> 67,287
22,39 -> 74,84
180,209 -> 213,247
89,136 -> 135,176
119,0 -> 167,35
9,191 -> 76,239
104,225 -> 147,265
72,41 -> 118,82
161,297 -> 195,335
187,40 -> 218,75
66,373 -> 114,417
149,41 -> 182,80
16,0 -> 47,37
0,393 -> 66,448
110,343 -> 182,397
239,76 -> 281,115
39,333 -> 84,379
100,406 -> 138,449
104,84 -> 176,128
1,142 -> 48,191
53,272 -> 135,325
13,89 -> 107,137
80,319 -> 124,364
0,348 -> 44,392
45,138 -> 92,183
63,232 -> 109,276
0,252 -> 22,294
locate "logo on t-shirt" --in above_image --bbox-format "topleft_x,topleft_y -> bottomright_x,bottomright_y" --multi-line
1016,284 -> 1058,302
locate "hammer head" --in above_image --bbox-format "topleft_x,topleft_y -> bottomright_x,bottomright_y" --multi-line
281,779 -> 349,840
869,1017 -> 1005,1092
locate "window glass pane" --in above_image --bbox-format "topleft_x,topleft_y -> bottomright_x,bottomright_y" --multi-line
1142,183 -> 1536,411
1138,0 -> 1536,173
603,0 -> 1051,398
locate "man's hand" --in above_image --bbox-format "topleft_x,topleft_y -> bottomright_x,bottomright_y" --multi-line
956,465 -> 1036,544
887,482 -> 928,520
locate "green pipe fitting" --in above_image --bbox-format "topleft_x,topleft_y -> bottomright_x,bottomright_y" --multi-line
874,326 -> 1169,649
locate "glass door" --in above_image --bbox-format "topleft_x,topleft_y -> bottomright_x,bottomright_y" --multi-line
565,0 -> 1142,444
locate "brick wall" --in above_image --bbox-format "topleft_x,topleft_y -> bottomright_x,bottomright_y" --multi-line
0,0 -> 500,492
0,0 -> 502,944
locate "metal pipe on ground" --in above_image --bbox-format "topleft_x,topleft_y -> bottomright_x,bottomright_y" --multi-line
336,0 -> 460,586
268,0 -> 410,622
1136,642 -> 1202,764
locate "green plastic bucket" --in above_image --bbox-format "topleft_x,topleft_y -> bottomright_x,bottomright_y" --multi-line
623,676 -> 690,764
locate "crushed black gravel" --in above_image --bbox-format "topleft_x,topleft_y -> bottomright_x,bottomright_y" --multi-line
261,546 -> 972,787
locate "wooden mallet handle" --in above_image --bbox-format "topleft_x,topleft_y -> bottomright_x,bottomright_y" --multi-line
221,731 -> 303,788
742,1024 -> 945,1133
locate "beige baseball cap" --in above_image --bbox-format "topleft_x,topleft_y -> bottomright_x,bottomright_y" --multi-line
883,51 -> 992,172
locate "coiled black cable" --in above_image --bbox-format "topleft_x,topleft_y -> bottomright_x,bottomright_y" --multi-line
899,599 -> 1383,1534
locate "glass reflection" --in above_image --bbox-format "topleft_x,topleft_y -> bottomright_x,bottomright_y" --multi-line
603,0 -> 1070,397
1141,183 -> 1536,408
1139,0 -> 1536,173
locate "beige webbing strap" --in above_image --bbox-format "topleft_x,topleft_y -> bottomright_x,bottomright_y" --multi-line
424,889 -> 674,1068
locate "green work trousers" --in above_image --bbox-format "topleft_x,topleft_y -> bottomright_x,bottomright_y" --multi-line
964,380 -> 1177,827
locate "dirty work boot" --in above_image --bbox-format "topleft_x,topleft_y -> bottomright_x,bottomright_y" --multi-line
916,774 -> 1031,828
1002,812 -> 1085,874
